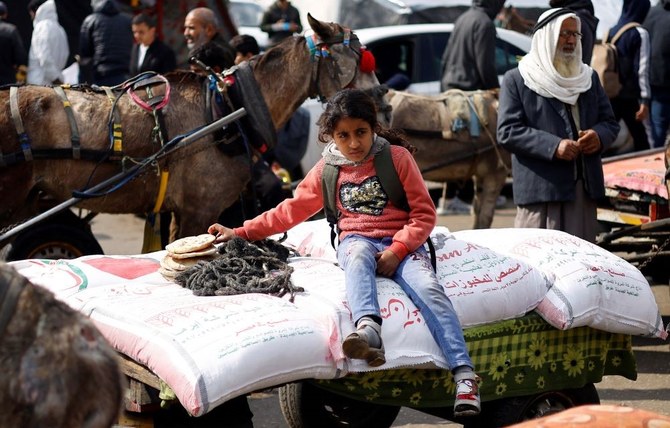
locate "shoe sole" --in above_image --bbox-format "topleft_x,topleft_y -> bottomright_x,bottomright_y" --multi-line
342,335 -> 386,367
454,405 -> 480,417
454,409 -> 480,417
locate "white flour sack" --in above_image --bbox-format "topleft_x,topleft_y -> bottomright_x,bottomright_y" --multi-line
279,218 -> 337,261
454,228 -> 668,340
285,222 -> 551,328
430,228 -> 550,327
289,258 -> 450,372
10,254 -> 340,417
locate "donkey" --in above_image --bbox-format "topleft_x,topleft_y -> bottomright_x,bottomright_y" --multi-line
0,14 -> 379,241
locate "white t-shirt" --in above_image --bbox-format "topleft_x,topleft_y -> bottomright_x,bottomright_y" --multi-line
137,44 -> 149,70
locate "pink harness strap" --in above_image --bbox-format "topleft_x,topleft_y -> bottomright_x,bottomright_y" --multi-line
126,74 -> 171,113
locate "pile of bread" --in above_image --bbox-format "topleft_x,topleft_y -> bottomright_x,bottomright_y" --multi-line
159,234 -> 220,280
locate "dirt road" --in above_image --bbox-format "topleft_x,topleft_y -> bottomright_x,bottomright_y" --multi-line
90,206 -> 669,427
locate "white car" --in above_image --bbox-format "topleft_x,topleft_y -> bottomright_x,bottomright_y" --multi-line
228,0 -> 270,50
299,23 -> 532,172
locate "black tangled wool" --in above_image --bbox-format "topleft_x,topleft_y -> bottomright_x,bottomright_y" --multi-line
174,237 -> 303,301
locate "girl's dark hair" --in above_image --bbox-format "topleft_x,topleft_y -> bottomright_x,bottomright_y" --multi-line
316,88 -> 416,153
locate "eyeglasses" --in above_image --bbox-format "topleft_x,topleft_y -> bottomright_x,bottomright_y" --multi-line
558,30 -> 582,39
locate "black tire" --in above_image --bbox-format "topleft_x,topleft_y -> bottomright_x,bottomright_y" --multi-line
462,383 -> 599,428
640,256 -> 670,284
6,222 -> 103,260
278,382 -> 400,428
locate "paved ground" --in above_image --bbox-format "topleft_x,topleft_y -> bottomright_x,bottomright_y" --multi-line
90,201 -> 669,427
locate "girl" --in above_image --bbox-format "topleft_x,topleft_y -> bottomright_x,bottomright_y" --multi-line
208,88 -> 481,416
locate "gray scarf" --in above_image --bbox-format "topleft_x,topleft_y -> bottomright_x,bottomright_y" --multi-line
321,135 -> 389,166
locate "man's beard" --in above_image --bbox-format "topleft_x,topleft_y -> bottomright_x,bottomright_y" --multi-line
553,49 -> 579,77
187,32 -> 210,51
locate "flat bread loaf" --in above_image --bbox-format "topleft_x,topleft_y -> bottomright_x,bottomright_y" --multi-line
160,254 -> 215,272
158,267 -> 178,280
165,234 -> 216,254
169,246 -> 218,259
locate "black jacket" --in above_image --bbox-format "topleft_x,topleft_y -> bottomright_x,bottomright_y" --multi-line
0,19 -> 27,85
643,0 -> 670,91
440,0 -> 506,91
608,0 -> 652,101
260,1 -> 302,47
129,39 -> 177,77
79,0 -> 133,83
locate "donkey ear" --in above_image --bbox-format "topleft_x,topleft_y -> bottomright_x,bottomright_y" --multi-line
307,13 -> 335,39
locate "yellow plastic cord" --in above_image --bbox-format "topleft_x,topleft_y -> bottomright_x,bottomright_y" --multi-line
152,170 -> 169,213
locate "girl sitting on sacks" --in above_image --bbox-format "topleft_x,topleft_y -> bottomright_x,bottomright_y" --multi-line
208,88 -> 481,417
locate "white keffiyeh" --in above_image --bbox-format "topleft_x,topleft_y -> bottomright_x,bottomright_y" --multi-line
518,9 -> 593,105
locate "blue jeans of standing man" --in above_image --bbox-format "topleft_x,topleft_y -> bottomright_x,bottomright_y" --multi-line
337,234 -> 474,371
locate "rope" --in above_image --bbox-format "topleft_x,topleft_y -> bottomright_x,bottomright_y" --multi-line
453,89 -> 511,174
174,238 -> 304,302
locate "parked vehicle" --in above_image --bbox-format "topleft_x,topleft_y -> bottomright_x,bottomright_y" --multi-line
229,0 -> 270,50
300,23 -> 531,173
597,147 -> 670,282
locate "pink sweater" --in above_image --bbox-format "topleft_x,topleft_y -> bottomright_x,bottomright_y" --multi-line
234,145 -> 437,261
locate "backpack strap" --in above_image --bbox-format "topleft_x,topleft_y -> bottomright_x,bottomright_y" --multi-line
610,22 -> 641,44
321,145 -> 436,270
322,162 -> 340,247
373,145 -> 437,270
374,144 -> 409,211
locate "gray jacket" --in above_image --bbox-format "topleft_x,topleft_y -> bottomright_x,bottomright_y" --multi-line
497,68 -> 620,205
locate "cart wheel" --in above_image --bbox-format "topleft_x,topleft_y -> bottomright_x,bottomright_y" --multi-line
640,257 -> 670,284
279,382 -> 400,428
6,222 -> 103,260
464,383 -> 599,428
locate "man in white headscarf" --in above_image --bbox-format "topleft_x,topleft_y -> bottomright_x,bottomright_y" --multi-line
497,8 -> 620,243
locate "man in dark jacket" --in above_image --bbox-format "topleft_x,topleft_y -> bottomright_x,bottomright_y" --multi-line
260,0 -> 302,47
129,13 -> 176,77
497,8 -> 619,243
549,0 -> 598,63
183,7 -> 235,69
608,0 -> 651,152
79,0 -> 133,86
439,0 -> 505,214
440,0 -> 505,92
0,1 -> 28,85
643,0 -> 670,148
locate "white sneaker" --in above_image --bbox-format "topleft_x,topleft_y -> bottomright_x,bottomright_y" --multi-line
437,197 -> 472,215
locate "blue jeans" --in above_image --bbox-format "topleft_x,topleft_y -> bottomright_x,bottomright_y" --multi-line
337,234 -> 474,371
650,95 -> 670,148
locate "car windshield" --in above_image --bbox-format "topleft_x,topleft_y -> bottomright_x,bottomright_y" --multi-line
229,2 -> 263,27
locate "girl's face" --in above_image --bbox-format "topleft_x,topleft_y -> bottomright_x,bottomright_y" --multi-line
332,117 -> 374,163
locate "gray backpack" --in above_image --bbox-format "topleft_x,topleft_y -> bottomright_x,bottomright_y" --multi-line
321,144 -> 436,269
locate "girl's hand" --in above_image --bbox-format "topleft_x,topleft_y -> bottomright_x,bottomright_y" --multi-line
375,250 -> 400,277
207,223 -> 235,243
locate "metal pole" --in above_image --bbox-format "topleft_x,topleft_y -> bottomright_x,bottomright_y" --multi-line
0,108 -> 246,244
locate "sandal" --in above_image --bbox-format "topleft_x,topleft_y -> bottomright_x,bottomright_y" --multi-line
342,318 -> 385,367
